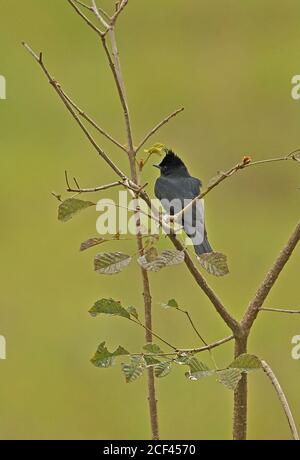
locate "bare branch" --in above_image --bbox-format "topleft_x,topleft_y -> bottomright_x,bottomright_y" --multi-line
67,0 -> 104,36
260,307 -> 300,314
242,220 -> 300,333
66,180 -> 123,193
91,0 -> 111,31
172,153 -> 299,223
22,42 -> 127,180
177,335 -> 234,354
135,107 -> 185,154
261,360 -> 299,440
110,0 -> 129,26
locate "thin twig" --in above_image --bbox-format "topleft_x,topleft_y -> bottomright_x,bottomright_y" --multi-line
261,360 -> 299,440
171,153 -> 300,223
260,307 -> 300,314
135,108 -> 185,154
177,335 -> 234,354
130,318 -> 177,351
67,0 -> 104,36
66,180 -> 123,193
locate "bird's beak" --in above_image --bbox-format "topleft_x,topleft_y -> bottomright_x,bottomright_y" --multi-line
153,164 -> 161,169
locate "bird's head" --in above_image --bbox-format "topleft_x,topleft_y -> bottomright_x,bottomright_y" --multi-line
153,150 -> 188,177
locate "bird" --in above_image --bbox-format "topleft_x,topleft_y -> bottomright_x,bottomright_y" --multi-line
154,149 -> 213,256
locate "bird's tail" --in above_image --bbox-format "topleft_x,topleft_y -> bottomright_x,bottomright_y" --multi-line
194,235 -> 213,256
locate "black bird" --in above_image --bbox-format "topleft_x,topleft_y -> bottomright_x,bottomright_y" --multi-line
154,150 -> 213,256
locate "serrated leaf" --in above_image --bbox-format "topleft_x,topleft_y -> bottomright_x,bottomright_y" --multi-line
58,198 -> 94,222
217,368 -> 242,391
154,361 -> 172,378
90,341 -> 129,368
144,247 -> 159,262
122,356 -> 146,383
80,237 -> 107,251
160,299 -> 179,309
143,343 -> 163,354
229,354 -> 262,372
127,306 -> 139,320
89,298 -> 130,319
144,355 -> 161,366
137,250 -> 184,272
185,358 -> 215,381
197,252 -> 229,277
94,252 -> 132,275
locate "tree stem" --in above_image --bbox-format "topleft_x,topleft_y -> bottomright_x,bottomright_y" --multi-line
233,334 -> 248,440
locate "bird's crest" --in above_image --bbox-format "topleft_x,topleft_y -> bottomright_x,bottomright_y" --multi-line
158,150 -> 185,169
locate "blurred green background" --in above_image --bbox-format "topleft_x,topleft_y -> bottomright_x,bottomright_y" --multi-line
0,0 -> 299,440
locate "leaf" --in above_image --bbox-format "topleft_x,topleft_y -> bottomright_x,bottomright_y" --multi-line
144,247 -> 159,262
197,252 -> 229,277
229,354 -> 262,372
137,250 -> 184,272
143,343 -> 163,354
216,368 -> 242,391
144,356 -> 161,366
185,357 -> 214,381
154,362 -> 172,378
122,356 -> 146,383
89,298 -> 130,319
94,252 -> 132,275
144,143 -> 166,156
80,237 -> 107,252
58,198 -> 94,222
160,299 -> 179,309
90,342 -> 129,368
127,306 -> 139,320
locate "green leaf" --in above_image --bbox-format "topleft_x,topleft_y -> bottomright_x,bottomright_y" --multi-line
94,252 -> 132,275
154,361 -> 172,378
90,342 -> 129,368
143,343 -> 163,354
229,354 -> 262,372
144,355 -> 161,366
89,298 -> 130,319
197,252 -> 229,277
127,306 -> 139,320
137,250 -> 184,272
144,143 -> 166,156
185,357 -> 214,381
58,198 -> 94,222
122,356 -> 146,383
216,368 -> 242,391
80,237 -> 107,251
160,299 -> 179,309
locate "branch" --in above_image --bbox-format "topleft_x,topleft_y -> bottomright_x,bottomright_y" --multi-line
177,335 -> 234,354
66,179 -> 123,193
67,0 -> 104,36
261,360 -> 299,440
22,42 -> 127,180
171,152 -> 300,223
241,220 -> 300,333
135,107 -> 185,154
260,307 -> 300,314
